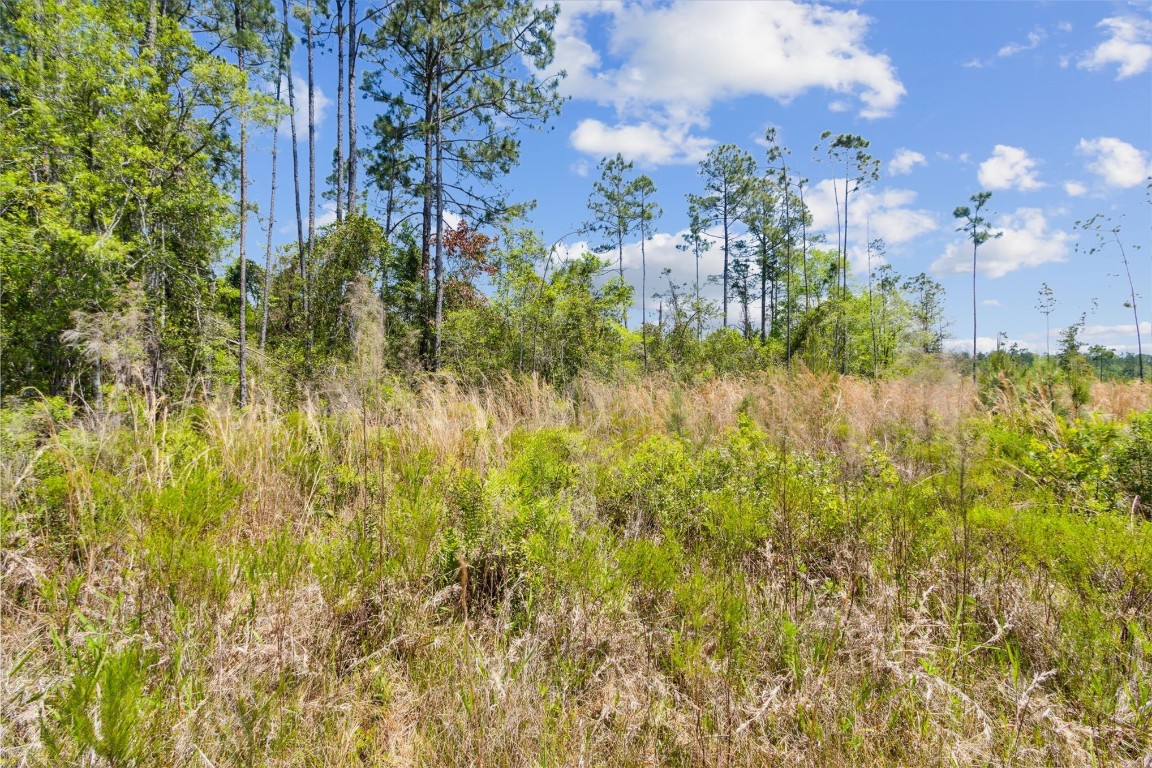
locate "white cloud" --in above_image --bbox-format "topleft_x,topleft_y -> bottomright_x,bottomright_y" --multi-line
1066,323 -> 1152,355
982,299 -> 1002,307
569,159 -> 591,178
997,29 -> 1045,58
1063,180 -> 1088,197
556,1 -> 905,164
944,336 -> 1026,354
315,201 -> 338,229
1080,322 -> 1152,341
570,118 -> 715,166
889,148 -> 926,175
1077,137 -> 1152,188
1079,16 -> 1152,79
931,208 -> 1071,279
278,75 -> 332,134
977,145 -> 1046,191
806,182 -> 938,269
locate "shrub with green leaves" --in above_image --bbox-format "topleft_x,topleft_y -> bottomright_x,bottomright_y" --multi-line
1115,411 -> 1152,514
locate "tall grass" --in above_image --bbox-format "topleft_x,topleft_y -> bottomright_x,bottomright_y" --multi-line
2,372 -> 1150,766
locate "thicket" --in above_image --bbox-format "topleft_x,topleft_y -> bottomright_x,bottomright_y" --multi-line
3,373 -> 1150,766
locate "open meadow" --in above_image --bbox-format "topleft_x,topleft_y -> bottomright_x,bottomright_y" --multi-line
3,372 -> 1150,766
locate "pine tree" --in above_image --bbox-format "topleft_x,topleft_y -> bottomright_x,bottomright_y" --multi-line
692,145 -> 756,329
953,191 -> 1000,383
364,0 -> 564,368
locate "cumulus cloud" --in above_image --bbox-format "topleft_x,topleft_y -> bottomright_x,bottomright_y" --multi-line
556,1 -> 905,163
977,145 -> 1046,191
889,149 -> 927,176
278,75 -> 332,135
1079,16 -> 1152,79
562,226 -> 726,324
1063,180 -> 1088,197
570,118 -> 715,166
1077,137 -> 1152,188
931,208 -> 1071,278
806,182 -> 938,270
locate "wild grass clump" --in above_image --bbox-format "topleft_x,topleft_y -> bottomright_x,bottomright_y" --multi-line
2,373 -> 1150,766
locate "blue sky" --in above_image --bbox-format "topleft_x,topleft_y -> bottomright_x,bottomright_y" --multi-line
254,0 -> 1152,355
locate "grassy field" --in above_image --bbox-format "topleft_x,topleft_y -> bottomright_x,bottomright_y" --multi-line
2,371 -> 1151,766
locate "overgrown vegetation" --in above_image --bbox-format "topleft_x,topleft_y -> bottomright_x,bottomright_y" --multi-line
3,373 -> 1150,766
3,1 -> 1150,764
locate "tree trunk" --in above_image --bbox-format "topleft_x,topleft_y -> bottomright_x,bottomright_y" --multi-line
641,224 -> 647,370
617,235 -> 627,329
972,240 -> 978,383
1117,236 -> 1144,382
759,241 -> 767,342
783,172 -> 793,369
282,0 -> 307,348
237,44 -> 248,407
420,43 -> 434,359
261,43 -> 284,351
335,0 -> 345,223
694,241 -> 701,339
721,197 -> 730,329
305,0 -> 315,355
433,43 -> 444,371
800,181 -> 810,312
346,0 -> 358,213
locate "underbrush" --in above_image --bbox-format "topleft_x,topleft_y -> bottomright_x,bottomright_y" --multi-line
2,373 -> 1150,766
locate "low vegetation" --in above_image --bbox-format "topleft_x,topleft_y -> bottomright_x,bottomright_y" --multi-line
3,372 -> 1150,766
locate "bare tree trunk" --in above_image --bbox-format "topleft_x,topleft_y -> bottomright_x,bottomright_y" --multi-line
799,180 -> 810,312
346,0 -> 358,213
867,240 -> 878,378
1116,234 -> 1144,382
972,239 -> 978,384
721,199 -> 730,329
641,226 -> 647,370
759,241 -> 767,342
261,42 -> 285,351
237,44 -> 249,407
694,242 -> 701,339
145,0 -> 158,53
841,179 -> 852,375
618,235 -> 627,329
433,42 -> 444,371
335,0 -> 345,223
783,172 -> 793,369
304,0 -> 314,355
419,44 -> 434,360
281,0 -> 306,348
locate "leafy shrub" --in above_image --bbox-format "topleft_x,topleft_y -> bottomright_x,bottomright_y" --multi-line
1115,411 -> 1152,514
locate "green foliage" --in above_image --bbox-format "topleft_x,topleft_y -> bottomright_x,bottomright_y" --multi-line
1115,411 -> 1152,512
43,631 -> 164,766
0,0 -> 246,398
443,228 -> 631,382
